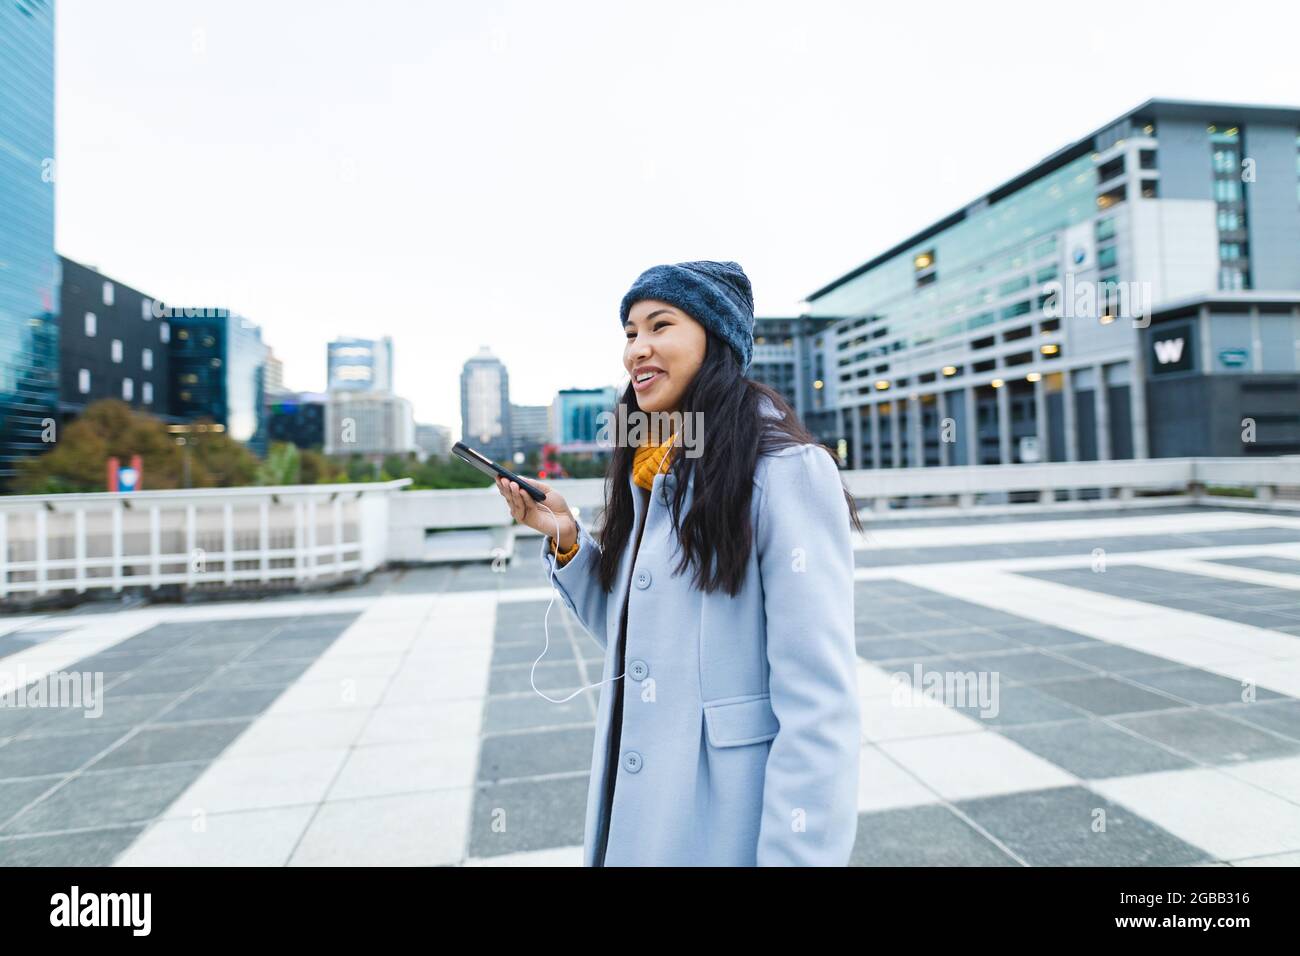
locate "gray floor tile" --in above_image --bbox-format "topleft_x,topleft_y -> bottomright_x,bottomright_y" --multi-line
481,692 -> 594,734
0,777 -> 62,823
1033,675 -> 1189,717
492,640 -> 578,665
478,727 -> 596,783
0,726 -> 127,777
999,719 -> 1195,778
489,661 -> 590,697
1126,668 -> 1287,707
1052,644 -> 1188,675
152,685 -> 286,723
88,719 -> 252,770
1112,708 -> 1300,764
961,650 -> 1100,684
468,774 -> 589,858
949,683 -> 1089,727
1213,699 -> 1300,741
955,785 -> 1210,866
916,630 -> 1022,654
105,667 -> 213,698
1,763 -> 199,835
849,804 -> 1019,866
21,694 -> 177,735
857,637 -> 949,662
0,825 -> 145,865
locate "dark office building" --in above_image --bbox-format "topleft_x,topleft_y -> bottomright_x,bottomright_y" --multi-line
267,391 -> 326,450
749,315 -> 840,451
170,310 -> 269,456
0,0 -> 59,486
57,256 -> 175,423
1142,293 -> 1300,456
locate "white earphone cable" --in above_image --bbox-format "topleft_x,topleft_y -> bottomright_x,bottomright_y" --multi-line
531,499 -> 625,703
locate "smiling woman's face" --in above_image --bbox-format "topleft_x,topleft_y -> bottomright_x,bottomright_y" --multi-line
623,299 -> 707,414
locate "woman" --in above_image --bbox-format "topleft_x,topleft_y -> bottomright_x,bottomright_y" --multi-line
496,260 -> 865,866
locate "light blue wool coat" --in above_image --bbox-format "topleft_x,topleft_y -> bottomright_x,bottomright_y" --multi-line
540,400 -> 861,866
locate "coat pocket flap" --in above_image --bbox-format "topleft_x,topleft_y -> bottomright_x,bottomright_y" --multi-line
704,695 -> 780,748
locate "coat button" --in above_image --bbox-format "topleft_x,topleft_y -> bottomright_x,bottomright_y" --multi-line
629,659 -> 648,680
622,751 -> 642,773
634,569 -> 651,589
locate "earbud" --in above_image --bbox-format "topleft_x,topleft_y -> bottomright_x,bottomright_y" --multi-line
532,501 -> 625,702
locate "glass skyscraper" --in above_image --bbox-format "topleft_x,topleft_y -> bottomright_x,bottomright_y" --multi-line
0,0 -> 59,487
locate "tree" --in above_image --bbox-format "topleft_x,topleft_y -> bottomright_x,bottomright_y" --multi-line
14,399 -> 186,493
299,447 -> 343,484
256,441 -> 301,485
185,419 -> 260,487
12,400 -> 262,494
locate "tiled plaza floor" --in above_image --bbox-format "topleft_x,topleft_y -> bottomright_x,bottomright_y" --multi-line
2,505 -> 1300,865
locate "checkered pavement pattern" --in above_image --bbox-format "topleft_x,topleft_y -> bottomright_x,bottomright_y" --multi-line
2,506 -> 1300,866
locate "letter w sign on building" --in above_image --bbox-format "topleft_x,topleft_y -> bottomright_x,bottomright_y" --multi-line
1150,323 -> 1195,375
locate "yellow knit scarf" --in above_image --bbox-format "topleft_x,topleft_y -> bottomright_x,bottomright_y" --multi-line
552,431 -> 677,566
632,432 -> 677,490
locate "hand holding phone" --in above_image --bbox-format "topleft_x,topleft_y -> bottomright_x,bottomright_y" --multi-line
495,475 -> 578,552
453,442 -> 578,549
452,441 -> 547,501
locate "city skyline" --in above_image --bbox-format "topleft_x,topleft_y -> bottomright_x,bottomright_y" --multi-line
50,0 -> 1300,434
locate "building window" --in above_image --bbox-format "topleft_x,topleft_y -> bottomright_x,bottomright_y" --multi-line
1139,149 -> 1156,170
122,378 -> 134,401
1097,185 -> 1126,209
999,275 -> 1030,296
111,339 -> 123,363
78,369 -> 90,394
160,321 -> 170,343
143,381 -> 153,405
102,281 -> 114,306
1097,155 -> 1125,183
1219,267 -> 1247,290
84,311 -> 96,337
913,248 -> 937,288
1217,209 -> 1240,231
142,347 -> 153,370
1030,236 -> 1057,259
1095,217 -> 1116,241
1097,246 -> 1118,270
1213,179 -> 1240,202
1212,148 -> 1238,173
141,298 -> 153,320
1207,123 -> 1239,144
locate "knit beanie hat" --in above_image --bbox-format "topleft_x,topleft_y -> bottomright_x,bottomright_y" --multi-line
619,260 -> 756,373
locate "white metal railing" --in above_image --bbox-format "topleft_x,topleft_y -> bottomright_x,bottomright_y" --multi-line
0,479 -> 409,601
390,456 -> 1300,562
4,458 -> 1298,591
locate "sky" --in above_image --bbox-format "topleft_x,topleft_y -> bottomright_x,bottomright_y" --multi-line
54,0 -> 1300,439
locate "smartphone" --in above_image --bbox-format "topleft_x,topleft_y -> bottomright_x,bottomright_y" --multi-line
452,441 -> 548,503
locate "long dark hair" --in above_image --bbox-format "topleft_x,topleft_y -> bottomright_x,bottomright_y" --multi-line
594,328 -> 865,597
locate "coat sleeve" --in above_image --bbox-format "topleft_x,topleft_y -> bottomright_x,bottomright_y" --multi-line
754,444 -> 861,866
539,511 -> 610,650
